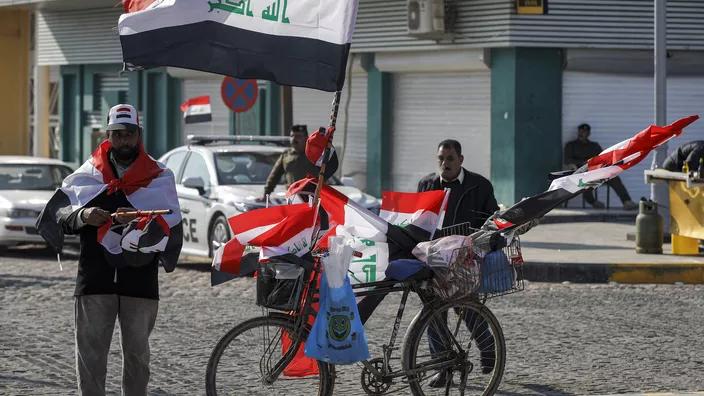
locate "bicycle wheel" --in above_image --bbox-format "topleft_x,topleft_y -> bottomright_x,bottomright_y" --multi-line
206,314 -> 335,396
401,300 -> 506,396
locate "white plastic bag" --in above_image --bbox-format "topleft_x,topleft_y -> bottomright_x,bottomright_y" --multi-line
412,235 -> 471,268
322,236 -> 354,288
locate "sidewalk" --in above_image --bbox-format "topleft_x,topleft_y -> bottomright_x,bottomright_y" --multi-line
521,209 -> 704,284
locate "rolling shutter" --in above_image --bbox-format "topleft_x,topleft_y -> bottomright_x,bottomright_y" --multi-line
390,71 -> 491,192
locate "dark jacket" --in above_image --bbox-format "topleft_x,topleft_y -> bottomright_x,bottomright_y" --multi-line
564,139 -> 602,168
663,140 -> 704,172
417,169 -> 499,229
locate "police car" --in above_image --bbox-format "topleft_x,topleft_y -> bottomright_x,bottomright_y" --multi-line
0,156 -> 74,249
159,135 -> 380,258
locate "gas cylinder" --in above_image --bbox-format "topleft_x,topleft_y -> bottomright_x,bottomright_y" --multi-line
635,199 -> 664,254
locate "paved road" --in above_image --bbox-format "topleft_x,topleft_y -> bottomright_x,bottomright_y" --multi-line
1,247 -> 703,395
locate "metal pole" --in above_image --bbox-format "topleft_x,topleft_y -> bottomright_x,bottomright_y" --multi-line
651,0 -> 669,224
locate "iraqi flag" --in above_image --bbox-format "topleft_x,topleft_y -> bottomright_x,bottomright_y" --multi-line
118,0 -> 359,92
36,140 -> 183,271
380,190 -> 449,237
485,115 -> 700,233
212,203 -> 317,277
180,96 -> 212,124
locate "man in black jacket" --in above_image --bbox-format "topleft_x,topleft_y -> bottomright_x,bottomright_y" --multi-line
50,104 -> 182,396
417,139 -> 499,387
418,139 -> 499,229
663,140 -> 704,173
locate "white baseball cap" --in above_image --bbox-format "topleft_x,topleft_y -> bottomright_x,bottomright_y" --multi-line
106,104 -> 140,131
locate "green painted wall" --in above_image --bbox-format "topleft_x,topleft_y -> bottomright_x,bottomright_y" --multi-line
491,48 -> 563,205
363,54 -> 392,198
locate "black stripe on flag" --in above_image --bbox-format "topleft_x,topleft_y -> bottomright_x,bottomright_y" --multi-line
121,21 -> 350,92
185,113 -> 212,124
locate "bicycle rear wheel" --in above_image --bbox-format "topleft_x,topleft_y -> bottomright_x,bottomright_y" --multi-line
206,314 -> 335,396
402,300 -> 506,396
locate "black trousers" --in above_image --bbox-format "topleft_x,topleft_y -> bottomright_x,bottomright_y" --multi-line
583,176 -> 632,204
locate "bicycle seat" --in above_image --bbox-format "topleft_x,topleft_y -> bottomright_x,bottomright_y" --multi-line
385,259 -> 432,281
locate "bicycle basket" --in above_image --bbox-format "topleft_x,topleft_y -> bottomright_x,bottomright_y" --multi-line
429,245 -> 481,301
478,236 -> 524,299
256,260 -> 306,311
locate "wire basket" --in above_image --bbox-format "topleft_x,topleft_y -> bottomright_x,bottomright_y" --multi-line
256,261 -> 306,311
477,236 -> 524,299
429,222 -> 525,300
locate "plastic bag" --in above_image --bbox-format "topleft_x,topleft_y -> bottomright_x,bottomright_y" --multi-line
412,235 -> 471,268
304,275 -> 369,365
480,250 -> 514,294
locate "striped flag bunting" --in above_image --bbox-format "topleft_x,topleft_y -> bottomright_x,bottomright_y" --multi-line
180,96 -> 212,124
211,203 -> 317,277
118,0 -> 359,92
487,115 -> 700,232
36,140 -> 183,271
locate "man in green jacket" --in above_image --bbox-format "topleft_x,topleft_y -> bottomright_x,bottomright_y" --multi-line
261,124 -> 338,200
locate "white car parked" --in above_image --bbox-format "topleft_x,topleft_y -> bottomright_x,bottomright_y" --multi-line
159,135 -> 380,258
0,156 -> 74,249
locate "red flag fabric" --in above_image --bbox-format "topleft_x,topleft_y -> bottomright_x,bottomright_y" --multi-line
587,115 -> 700,171
122,0 -> 156,12
211,204 -> 317,275
380,190 -> 449,234
305,127 -> 335,167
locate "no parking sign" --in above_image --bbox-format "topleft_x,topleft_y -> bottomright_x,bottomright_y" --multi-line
221,77 -> 258,113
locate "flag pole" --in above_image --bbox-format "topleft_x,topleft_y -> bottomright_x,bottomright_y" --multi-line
310,91 -> 342,240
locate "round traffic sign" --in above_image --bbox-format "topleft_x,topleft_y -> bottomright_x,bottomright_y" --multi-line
221,77 -> 258,113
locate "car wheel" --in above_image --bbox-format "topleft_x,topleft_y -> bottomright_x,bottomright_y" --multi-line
209,215 -> 231,258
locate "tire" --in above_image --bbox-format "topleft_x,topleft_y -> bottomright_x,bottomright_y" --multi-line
206,314 -> 335,396
401,300 -> 506,396
208,215 -> 231,257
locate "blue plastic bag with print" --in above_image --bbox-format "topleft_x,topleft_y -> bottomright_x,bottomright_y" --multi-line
304,274 -> 369,365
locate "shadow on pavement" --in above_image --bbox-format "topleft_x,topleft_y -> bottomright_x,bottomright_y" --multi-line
521,241 -> 632,251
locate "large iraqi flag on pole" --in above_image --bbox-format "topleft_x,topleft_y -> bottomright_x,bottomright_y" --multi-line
118,0 -> 359,92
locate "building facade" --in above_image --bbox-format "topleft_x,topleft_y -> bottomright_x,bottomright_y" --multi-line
5,0 -> 704,206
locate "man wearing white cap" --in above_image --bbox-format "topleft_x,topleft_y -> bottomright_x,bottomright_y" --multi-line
37,103 -> 183,395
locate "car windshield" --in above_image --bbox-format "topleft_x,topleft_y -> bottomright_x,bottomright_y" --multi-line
0,164 -> 72,190
213,152 -> 340,186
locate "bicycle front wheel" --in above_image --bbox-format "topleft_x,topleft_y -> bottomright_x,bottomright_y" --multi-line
402,300 -> 506,396
206,314 -> 335,396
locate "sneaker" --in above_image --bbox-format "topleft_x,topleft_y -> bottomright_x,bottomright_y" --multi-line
590,200 -> 606,209
428,370 -> 453,388
623,200 -> 638,210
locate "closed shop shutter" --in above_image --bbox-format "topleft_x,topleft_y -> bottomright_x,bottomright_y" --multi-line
390,72 -> 491,192
181,79 -> 231,140
292,73 -> 369,190
563,71 -> 704,207
37,7 -> 123,65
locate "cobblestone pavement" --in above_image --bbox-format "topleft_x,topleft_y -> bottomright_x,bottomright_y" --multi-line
1,247 -> 703,395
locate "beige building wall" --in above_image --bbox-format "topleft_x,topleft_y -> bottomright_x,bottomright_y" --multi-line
0,9 -> 30,154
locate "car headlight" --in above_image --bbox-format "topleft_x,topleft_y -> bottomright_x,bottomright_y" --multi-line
0,208 -> 41,218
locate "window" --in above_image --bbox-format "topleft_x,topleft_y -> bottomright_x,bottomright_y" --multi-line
164,151 -> 188,178
214,152 -> 281,185
181,153 -> 211,187
0,164 -> 71,190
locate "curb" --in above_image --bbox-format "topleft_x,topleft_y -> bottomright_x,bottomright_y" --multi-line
523,262 -> 704,284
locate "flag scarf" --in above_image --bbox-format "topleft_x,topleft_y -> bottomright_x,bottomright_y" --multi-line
379,190 -> 448,235
487,115 -> 700,232
36,140 -> 183,270
212,203 -> 317,276
122,0 -> 156,12
180,96 -> 212,124
118,0 -> 359,92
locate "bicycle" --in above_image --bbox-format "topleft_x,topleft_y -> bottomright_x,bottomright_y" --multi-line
205,223 -> 524,396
